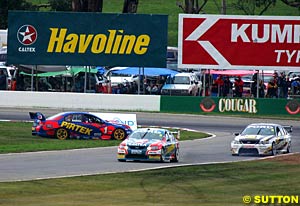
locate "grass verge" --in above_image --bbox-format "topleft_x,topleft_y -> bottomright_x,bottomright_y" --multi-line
0,154 -> 299,206
0,122 -> 210,154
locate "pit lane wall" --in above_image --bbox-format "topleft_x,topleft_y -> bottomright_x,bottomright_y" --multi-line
160,96 -> 300,116
0,91 -> 160,111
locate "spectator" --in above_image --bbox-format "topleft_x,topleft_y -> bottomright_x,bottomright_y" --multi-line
146,81 -> 159,95
234,76 -> 244,97
266,78 -> 278,98
291,77 -> 300,95
16,73 -> 25,91
11,77 -> 17,91
258,80 -> 266,98
75,74 -> 84,92
277,72 -> 288,98
96,83 -> 105,93
251,79 -> 258,98
214,75 -> 224,97
0,70 -> 7,90
252,80 -> 266,98
273,72 -> 278,84
222,76 -> 232,97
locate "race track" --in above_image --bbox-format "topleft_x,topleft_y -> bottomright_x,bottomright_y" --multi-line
0,108 -> 299,182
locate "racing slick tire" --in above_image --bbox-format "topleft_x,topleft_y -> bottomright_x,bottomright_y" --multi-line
55,128 -> 69,140
170,148 -> 179,162
118,159 -> 126,162
160,148 -> 166,163
286,142 -> 291,154
271,142 -> 277,156
112,128 -> 126,141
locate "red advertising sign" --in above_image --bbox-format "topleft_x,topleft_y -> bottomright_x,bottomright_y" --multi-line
178,14 -> 300,70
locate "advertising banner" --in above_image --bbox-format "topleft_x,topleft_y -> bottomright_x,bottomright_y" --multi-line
178,14 -> 300,70
8,11 -> 168,68
161,96 -> 300,116
91,112 -> 137,130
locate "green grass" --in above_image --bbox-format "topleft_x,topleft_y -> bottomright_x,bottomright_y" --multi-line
0,122 -> 209,154
0,158 -> 299,206
28,0 -> 300,46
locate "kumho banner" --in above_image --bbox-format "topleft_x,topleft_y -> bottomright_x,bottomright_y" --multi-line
7,11 -> 168,67
178,14 -> 300,70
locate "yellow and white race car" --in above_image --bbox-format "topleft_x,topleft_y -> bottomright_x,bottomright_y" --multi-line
231,123 -> 292,156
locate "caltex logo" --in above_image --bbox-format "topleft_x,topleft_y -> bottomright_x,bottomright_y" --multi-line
17,25 -> 37,46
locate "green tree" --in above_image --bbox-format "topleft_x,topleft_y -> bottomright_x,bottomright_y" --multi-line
71,0 -> 139,13
122,0 -> 139,13
176,0 -> 208,13
49,0 -> 72,11
0,0 -> 35,29
232,0 -> 276,15
281,0 -> 300,14
71,0 -> 103,12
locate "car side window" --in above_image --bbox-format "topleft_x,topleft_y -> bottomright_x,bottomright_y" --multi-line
279,127 -> 286,136
72,114 -> 83,122
64,114 -> 73,122
276,127 -> 283,136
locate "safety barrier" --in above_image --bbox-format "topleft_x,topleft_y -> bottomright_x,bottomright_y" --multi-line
1,91 -> 299,116
0,91 -> 161,112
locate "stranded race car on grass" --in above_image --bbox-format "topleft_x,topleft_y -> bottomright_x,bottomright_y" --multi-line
30,111 -> 132,140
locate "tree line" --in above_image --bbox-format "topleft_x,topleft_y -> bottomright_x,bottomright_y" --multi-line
0,0 -> 299,29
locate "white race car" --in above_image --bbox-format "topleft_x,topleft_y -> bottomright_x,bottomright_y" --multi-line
231,123 -> 292,156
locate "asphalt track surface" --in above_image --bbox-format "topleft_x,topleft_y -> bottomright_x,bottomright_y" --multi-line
0,108 -> 299,182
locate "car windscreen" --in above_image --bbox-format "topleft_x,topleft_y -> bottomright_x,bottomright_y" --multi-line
173,76 -> 190,84
129,130 -> 164,140
241,126 -> 275,135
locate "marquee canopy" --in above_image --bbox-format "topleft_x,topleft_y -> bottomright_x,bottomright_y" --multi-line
111,67 -> 179,77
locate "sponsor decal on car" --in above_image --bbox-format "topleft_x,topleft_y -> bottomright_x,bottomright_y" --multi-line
60,121 -> 92,135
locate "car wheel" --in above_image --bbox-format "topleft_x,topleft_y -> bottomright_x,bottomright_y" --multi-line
112,128 -> 126,140
286,142 -> 291,153
271,142 -> 277,156
171,148 -> 179,162
118,159 -> 126,162
160,148 -> 166,163
55,128 -> 69,140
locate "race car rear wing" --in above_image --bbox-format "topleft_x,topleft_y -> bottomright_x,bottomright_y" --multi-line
29,112 -> 46,121
283,125 -> 293,133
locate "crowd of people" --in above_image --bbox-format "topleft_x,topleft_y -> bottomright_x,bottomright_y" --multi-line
1,68 -> 300,99
210,72 -> 300,99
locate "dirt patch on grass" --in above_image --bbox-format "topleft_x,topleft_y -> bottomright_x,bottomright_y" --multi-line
261,153 -> 300,165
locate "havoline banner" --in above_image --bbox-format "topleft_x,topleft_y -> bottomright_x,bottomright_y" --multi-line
7,11 -> 168,67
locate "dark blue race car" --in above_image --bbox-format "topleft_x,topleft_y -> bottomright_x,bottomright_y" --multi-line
30,111 -> 132,140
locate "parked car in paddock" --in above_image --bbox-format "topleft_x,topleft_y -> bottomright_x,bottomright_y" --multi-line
231,123 -> 292,156
161,72 -> 202,96
30,112 -> 132,140
117,128 -> 180,162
